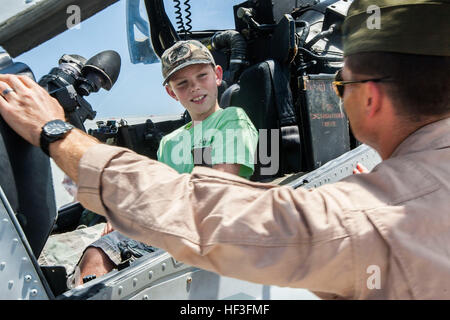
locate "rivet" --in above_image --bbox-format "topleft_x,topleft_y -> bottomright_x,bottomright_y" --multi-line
25,275 -> 32,282
8,280 -> 13,289
133,278 -> 138,287
148,271 -> 153,279
186,277 -> 192,284
30,289 -> 38,297
12,238 -> 19,252
161,263 -> 166,271
142,295 -> 149,300
2,218 -> 8,223
118,286 -> 123,295
0,262 -> 5,270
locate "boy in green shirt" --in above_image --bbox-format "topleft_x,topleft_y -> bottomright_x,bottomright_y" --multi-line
74,40 -> 258,284
158,40 -> 257,178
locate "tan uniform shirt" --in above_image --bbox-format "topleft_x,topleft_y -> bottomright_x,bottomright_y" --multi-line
77,117 -> 450,299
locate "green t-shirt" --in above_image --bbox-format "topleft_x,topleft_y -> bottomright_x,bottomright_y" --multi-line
157,107 -> 258,179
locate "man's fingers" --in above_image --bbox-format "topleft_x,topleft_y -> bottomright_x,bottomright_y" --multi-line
0,80 -> 18,101
0,88 -> 12,114
0,74 -> 36,104
0,74 -> 39,98
9,74 -> 31,92
0,74 -> 21,89
17,74 -> 41,90
17,75 -> 61,105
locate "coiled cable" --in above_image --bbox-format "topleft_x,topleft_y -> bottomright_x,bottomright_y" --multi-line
172,0 -> 192,39
184,0 -> 192,35
173,0 -> 185,34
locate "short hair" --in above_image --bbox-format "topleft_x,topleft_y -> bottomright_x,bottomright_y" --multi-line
346,52 -> 450,121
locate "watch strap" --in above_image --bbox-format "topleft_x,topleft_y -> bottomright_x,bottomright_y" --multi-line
39,133 -> 52,157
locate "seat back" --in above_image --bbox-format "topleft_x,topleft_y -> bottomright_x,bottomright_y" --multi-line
220,59 -> 302,181
0,113 -> 57,258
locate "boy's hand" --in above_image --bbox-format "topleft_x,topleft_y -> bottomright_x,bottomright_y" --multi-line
353,163 -> 369,174
101,221 -> 115,236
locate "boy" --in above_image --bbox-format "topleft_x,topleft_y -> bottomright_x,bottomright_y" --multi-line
73,40 -> 258,284
158,39 -> 258,178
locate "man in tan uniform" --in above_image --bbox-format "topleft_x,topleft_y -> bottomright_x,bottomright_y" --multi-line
0,0 -> 449,299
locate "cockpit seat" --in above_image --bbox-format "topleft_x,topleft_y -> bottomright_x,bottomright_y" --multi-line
219,59 -> 302,181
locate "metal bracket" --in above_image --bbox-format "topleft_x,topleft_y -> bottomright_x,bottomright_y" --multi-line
0,187 -> 53,299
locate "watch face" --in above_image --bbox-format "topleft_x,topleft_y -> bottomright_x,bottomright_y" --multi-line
44,120 -> 73,137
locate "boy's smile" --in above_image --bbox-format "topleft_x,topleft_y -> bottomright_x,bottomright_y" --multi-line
191,94 -> 207,103
165,63 -> 223,121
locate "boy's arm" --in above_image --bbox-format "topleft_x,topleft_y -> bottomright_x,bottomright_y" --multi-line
212,113 -> 258,179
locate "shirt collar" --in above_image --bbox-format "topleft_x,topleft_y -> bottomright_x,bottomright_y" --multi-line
391,117 -> 450,158
183,108 -> 223,130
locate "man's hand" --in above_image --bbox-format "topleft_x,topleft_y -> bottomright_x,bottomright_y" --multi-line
0,74 -> 65,146
0,73 -> 100,184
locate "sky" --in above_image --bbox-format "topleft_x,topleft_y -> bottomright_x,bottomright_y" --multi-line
17,0 -> 242,119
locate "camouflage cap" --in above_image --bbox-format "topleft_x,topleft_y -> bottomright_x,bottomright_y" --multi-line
342,0 -> 450,57
161,40 -> 216,85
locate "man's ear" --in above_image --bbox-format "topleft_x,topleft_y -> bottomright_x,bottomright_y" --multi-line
365,82 -> 383,118
214,65 -> 223,86
165,84 -> 179,101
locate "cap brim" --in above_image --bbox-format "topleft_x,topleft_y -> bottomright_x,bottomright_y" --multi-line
162,59 -> 214,86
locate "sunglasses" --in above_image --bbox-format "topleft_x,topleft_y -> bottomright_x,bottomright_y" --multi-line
332,69 -> 392,98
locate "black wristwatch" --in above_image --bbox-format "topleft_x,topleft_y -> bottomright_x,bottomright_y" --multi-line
40,119 -> 74,156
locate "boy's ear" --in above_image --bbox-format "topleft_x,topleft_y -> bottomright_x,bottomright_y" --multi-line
165,84 -> 179,101
214,65 -> 223,86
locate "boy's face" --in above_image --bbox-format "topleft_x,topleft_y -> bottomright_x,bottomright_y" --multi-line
165,64 -> 223,121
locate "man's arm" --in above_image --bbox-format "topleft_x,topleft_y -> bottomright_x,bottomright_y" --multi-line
76,144 -> 359,297
50,129 -> 100,182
